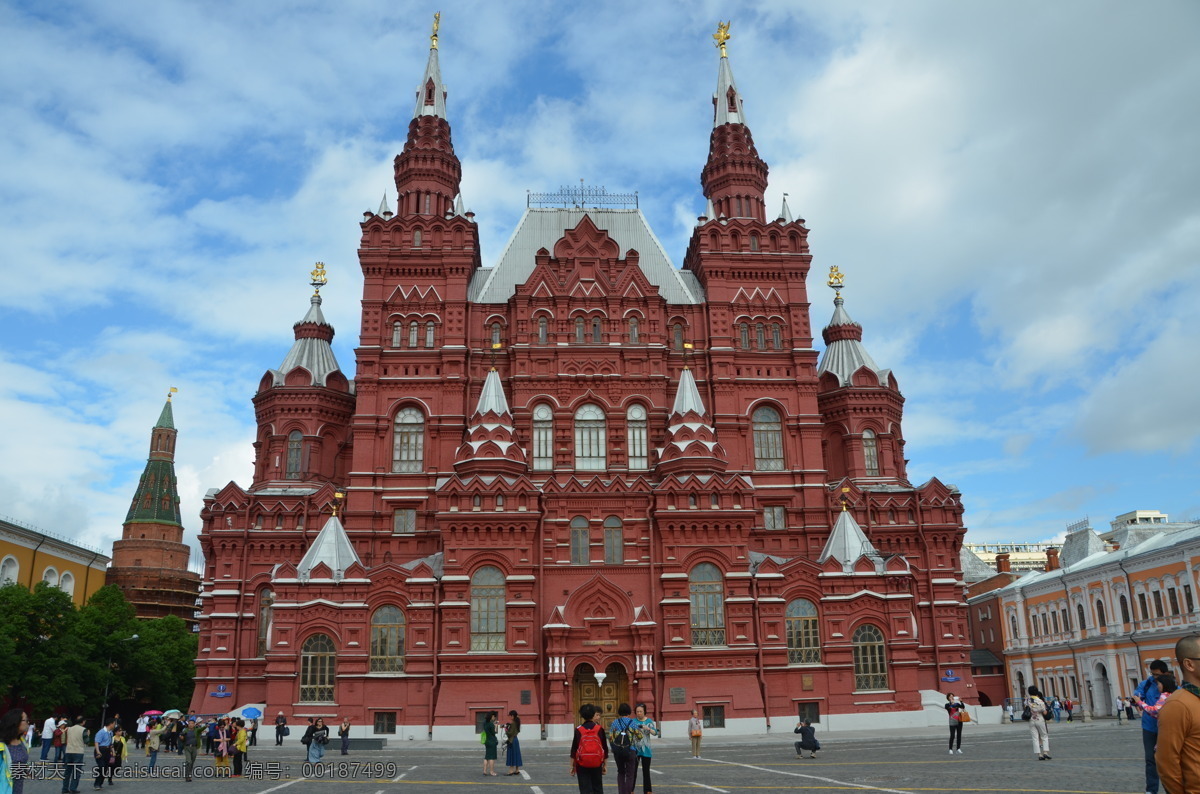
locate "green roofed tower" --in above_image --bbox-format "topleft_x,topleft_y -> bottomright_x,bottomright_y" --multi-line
107,391 -> 200,626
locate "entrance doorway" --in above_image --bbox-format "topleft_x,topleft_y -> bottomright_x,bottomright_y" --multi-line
1094,662 -> 1112,716
572,662 -> 629,724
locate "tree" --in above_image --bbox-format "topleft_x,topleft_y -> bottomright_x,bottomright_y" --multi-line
129,615 -> 197,708
0,582 -> 85,712
74,585 -> 140,715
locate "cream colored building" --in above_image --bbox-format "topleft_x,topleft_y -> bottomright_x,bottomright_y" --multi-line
0,516 -> 111,606
964,542 -> 1055,573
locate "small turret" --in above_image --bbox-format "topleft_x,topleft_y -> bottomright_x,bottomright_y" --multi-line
656,366 -> 728,474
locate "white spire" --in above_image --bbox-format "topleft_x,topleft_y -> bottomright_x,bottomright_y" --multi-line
454,193 -> 465,216
475,368 -> 511,417
378,192 -> 392,217
297,514 -> 361,581
818,509 -> 880,568
778,194 -> 793,223
413,46 -> 448,119
671,368 -> 707,417
713,54 -> 746,127
705,197 -> 716,219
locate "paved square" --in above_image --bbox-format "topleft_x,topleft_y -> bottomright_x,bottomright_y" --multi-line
25,719 -> 1150,793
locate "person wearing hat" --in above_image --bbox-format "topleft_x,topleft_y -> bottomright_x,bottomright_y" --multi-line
274,712 -> 287,747
53,720 -> 68,765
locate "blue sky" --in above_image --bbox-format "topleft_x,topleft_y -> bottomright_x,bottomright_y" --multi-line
1,0 -> 1197,559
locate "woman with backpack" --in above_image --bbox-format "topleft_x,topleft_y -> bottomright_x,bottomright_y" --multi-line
1025,686 -> 1052,760
570,703 -> 609,794
504,711 -> 523,775
608,703 -> 641,794
481,712 -> 498,776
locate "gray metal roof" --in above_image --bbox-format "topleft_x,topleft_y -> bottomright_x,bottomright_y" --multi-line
413,46 -> 447,119
470,208 -> 704,305
269,295 -> 346,388
970,649 -> 1003,668
475,368 -> 511,416
961,545 -> 997,582
671,368 -> 707,416
819,509 -> 880,568
296,515 -> 361,581
816,297 -> 893,388
713,55 -> 747,128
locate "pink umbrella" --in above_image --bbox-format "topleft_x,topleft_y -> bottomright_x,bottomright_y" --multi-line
142,710 -> 164,716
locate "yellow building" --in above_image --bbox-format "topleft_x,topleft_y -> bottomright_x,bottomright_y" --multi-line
0,516 -> 111,606
996,517 -> 1200,716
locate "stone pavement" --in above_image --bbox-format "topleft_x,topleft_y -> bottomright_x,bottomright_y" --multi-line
24,719 -> 1151,793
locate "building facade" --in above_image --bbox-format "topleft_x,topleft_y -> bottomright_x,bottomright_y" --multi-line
0,516 -> 110,606
190,28 -> 976,738
107,396 -> 202,625
992,517 -> 1200,716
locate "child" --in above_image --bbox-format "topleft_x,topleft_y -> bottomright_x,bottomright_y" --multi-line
794,720 -> 820,759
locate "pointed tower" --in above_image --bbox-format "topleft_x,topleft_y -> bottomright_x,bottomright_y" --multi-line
393,12 -> 462,218
252,264 -> 355,487
818,505 -> 882,571
700,22 -> 768,221
655,367 -> 728,475
453,368 -> 528,476
816,266 -> 908,482
107,391 -> 201,625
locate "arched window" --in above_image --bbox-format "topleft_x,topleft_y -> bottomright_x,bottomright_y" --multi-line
425,321 -> 435,348
370,606 -> 406,672
537,317 -> 548,345
392,321 -> 402,347
862,430 -> 880,476
592,317 -> 602,343
0,556 -> 17,584
413,229 -> 422,247
1095,599 -> 1107,628
689,563 -> 725,646
42,567 -> 58,586
491,322 -> 502,346
392,407 -> 425,472
285,430 -> 303,480
575,317 -> 586,344
756,323 -> 766,349
1076,603 -> 1086,630
257,589 -> 274,656
1119,595 -> 1131,624
1010,614 -> 1019,638
1051,611 -> 1059,633
299,634 -> 336,702
628,317 -> 640,344
470,566 -> 505,651
570,516 -> 590,565
58,571 -> 75,596
740,323 -> 750,349
408,321 -> 419,348
626,405 -> 648,470
752,406 -> 784,470
771,324 -> 783,349
749,233 -> 760,251
786,599 -> 820,664
532,404 -> 554,471
604,517 -> 623,564
852,624 -> 888,691
673,324 -> 684,350
574,404 -> 606,470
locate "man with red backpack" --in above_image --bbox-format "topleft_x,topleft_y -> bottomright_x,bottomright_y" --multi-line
570,703 -> 609,794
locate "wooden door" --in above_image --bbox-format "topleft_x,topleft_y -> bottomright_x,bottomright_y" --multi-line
572,662 -> 629,724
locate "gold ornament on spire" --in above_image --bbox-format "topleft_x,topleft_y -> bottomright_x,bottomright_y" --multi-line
430,11 -> 440,49
167,386 -> 178,402
713,21 -> 731,57
310,261 -> 328,295
826,264 -> 845,299
331,490 -> 346,517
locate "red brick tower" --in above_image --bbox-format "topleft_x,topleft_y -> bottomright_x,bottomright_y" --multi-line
108,393 -> 201,624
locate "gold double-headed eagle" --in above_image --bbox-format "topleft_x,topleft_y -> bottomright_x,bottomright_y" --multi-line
713,21 -> 731,57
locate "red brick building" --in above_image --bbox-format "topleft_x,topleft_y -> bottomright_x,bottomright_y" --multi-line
190,29 -> 974,739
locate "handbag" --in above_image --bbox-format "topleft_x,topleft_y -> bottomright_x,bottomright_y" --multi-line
480,731 -> 487,745
282,727 -> 290,737
689,727 -> 701,738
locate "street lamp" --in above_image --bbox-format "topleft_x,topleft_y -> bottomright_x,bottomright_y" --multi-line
100,634 -> 139,728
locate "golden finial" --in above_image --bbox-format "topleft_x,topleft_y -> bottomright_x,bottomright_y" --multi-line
826,265 -> 845,299
841,486 -> 851,511
331,490 -> 346,517
167,386 -> 178,402
430,11 -> 440,49
310,261 -> 328,295
713,21 -> 731,58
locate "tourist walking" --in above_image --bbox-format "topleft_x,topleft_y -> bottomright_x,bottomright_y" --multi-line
232,720 -> 248,777
61,717 -> 87,794
1136,659 -> 1169,794
52,720 -> 67,765
1051,697 -> 1061,722
481,711 -> 498,776
338,719 -> 351,756
181,720 -> 202,783
687,709 -> 703,758
2,710 -> 30,794
945,693 -> 966,754
212,720 -> 231,776
91,718 -> 115,789
794,720 -> 820,758
248,719 -> 258,748
41,715 -> 57,761
134,717 -> 147,751
504,710 -> 523,775
146,721 -> 162,769
632,703 -> 659,793
608,704 -> 640,794
274,713 -> 287,746
1063,698 -> 1074,722
1156,635 -> 1200,794
109,729 -> 127,781
570,703 -> 608,794
1026,686 -> 1052,760
303,718 -> 328,765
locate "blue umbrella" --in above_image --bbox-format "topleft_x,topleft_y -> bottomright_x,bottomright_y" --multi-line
242,707 -> 263,719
